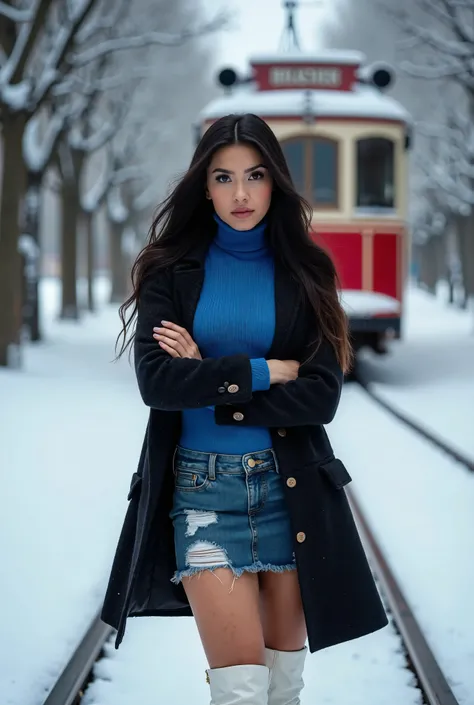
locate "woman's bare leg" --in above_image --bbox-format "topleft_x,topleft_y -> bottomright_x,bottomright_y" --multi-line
182,568 -> 266,668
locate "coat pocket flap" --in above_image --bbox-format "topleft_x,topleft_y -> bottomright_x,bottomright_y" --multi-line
319,458 -> 352,489
127,472 -> 142,500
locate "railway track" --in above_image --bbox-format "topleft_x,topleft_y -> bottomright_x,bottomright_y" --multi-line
42,614 -> 111,705
41,501 -> 462,705
348,488 -> 459,705
354,372 -> 474,474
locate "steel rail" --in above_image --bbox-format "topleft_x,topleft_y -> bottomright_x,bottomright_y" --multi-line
42,611 -> 112,705
355,376 -> 474,473
349,489 -> 460,705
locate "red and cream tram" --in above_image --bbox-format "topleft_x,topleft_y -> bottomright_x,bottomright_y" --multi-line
196,49 -> 412,355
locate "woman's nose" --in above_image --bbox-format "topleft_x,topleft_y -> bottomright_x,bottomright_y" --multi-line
233,181 -> 249,202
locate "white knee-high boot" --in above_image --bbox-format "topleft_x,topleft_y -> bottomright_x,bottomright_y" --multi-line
205,664 -> 270,704
264,646 -> 308,705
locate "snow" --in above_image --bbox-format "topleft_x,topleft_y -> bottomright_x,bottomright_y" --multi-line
0,2 -> 33,23
0,278 -> 147,705
328,382 -> 474,705
1,80 -> 31,111
250,50 -> 366,65
107,187 -> 128,224
340,289 -> 401,316
199,82 -> 411,122
82,613 -> 419,705
1,277 -> 472,704
357,281 -> 474,462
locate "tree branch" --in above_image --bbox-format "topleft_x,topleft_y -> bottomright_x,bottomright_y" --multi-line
0,0 -> 55,87
32,0 -> 97,110
0,2 -> 33,23
71,12 -> 228,68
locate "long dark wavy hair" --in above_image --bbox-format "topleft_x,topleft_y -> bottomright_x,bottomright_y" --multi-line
116,113 -> 352,373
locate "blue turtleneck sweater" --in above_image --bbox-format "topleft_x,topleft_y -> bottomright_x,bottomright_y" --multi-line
179,214 -> 275,453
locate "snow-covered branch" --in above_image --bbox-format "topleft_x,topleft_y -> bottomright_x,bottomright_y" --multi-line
70,118 -> 115,153
396,15 -> 474,59
52,66 -> 153,98
75,0 -> 129,44
71,12 -> 228,68
0,0 -> 55,87
0,2 -> 33,23
32,0 -> 97,109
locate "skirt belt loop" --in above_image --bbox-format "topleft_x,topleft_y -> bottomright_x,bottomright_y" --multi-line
208,453 -> 217,480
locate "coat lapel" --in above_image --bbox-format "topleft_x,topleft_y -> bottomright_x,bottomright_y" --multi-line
172,240 -> 303,358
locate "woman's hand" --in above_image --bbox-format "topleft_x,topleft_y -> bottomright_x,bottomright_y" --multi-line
153,321 -> 202,359
266,359 -> 300,385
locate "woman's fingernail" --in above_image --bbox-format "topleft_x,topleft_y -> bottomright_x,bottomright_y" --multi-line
161,320 -> 168,324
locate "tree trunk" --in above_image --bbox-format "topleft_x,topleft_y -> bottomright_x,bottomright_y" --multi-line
84,210 -> 96,313
109,220 -> 127,304
418,238 -> 438,294
23,171 -> 43,341
60,179 -> 80,319
0,113 -> 27,367
455,213 -> 474,310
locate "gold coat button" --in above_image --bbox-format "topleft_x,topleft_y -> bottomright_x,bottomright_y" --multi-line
247,458 -> 256,468
233,411 -> 244,421
296,531 -> 306,543
277,428 -> 287,437
228,384 -> 239,393
286,477 -> 296,488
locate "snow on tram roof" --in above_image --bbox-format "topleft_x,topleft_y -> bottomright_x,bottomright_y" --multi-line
250,50 -> 366,65
199,83 -> 411,124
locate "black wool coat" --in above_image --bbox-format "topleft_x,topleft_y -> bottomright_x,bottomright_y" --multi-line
100,239 -> 388,653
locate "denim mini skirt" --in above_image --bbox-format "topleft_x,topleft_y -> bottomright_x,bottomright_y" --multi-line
169,444 -> 297,586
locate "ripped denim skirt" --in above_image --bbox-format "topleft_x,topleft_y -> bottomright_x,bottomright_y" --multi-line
168,444 -> 297,586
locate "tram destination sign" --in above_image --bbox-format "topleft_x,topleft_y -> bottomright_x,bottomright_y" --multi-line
252,61 -> 357,92
270,66 -> 341,88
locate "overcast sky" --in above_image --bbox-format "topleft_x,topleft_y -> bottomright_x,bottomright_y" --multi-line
202,0 -> 336,73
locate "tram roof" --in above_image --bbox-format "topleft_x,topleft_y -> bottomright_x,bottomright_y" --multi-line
249,50 -> 366,66
199,83 -> 411,124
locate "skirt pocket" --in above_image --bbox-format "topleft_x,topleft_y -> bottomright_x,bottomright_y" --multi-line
173,461 -> 210,492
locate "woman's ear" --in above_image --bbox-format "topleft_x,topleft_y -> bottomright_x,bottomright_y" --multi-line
205,189 -> 212,200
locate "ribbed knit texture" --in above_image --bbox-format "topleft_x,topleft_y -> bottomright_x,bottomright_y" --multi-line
179,213 -> 275,453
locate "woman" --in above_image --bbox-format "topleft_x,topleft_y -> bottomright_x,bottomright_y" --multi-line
101,113 -> 388,705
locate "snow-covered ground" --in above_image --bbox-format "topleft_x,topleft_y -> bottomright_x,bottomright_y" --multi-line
357,282 -> 474,463
0,279 -> 147,705
0,278 -> 472,705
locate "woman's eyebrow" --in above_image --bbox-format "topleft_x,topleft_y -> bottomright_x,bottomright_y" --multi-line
211,163 -> 267,174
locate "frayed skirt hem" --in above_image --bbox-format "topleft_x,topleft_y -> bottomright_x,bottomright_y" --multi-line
170,560 -> 297,585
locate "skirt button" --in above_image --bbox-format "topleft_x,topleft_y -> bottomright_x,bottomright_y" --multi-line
228,384 -> 239,393
277,428 -> 287,437
296,531 -> 306,543
247,458 -> 256,468
233,411 -> 244,421
286,477 -> 296,488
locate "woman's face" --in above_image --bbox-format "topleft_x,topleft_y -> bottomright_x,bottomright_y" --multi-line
206,143 -> 273,230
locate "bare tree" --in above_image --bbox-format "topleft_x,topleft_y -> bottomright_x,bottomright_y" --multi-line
391,0 -> 474,310
0,0 -> 226,366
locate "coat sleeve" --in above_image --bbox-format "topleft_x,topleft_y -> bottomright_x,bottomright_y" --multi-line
214,334 -> 343,427
134,270 -> 254,410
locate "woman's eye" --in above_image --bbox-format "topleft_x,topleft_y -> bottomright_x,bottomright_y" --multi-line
249,171 -> 265,180
216,174 -> 231,183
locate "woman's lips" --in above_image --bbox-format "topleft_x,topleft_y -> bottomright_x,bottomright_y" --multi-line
231,209 -> 254,219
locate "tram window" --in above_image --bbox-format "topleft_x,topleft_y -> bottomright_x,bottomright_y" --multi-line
312,140 -> 337,205
281,140 -> 305,194
357,138 -> 395,208
281,137 -> 339,207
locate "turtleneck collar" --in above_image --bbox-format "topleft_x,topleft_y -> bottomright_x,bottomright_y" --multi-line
213,213 -> 268,260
